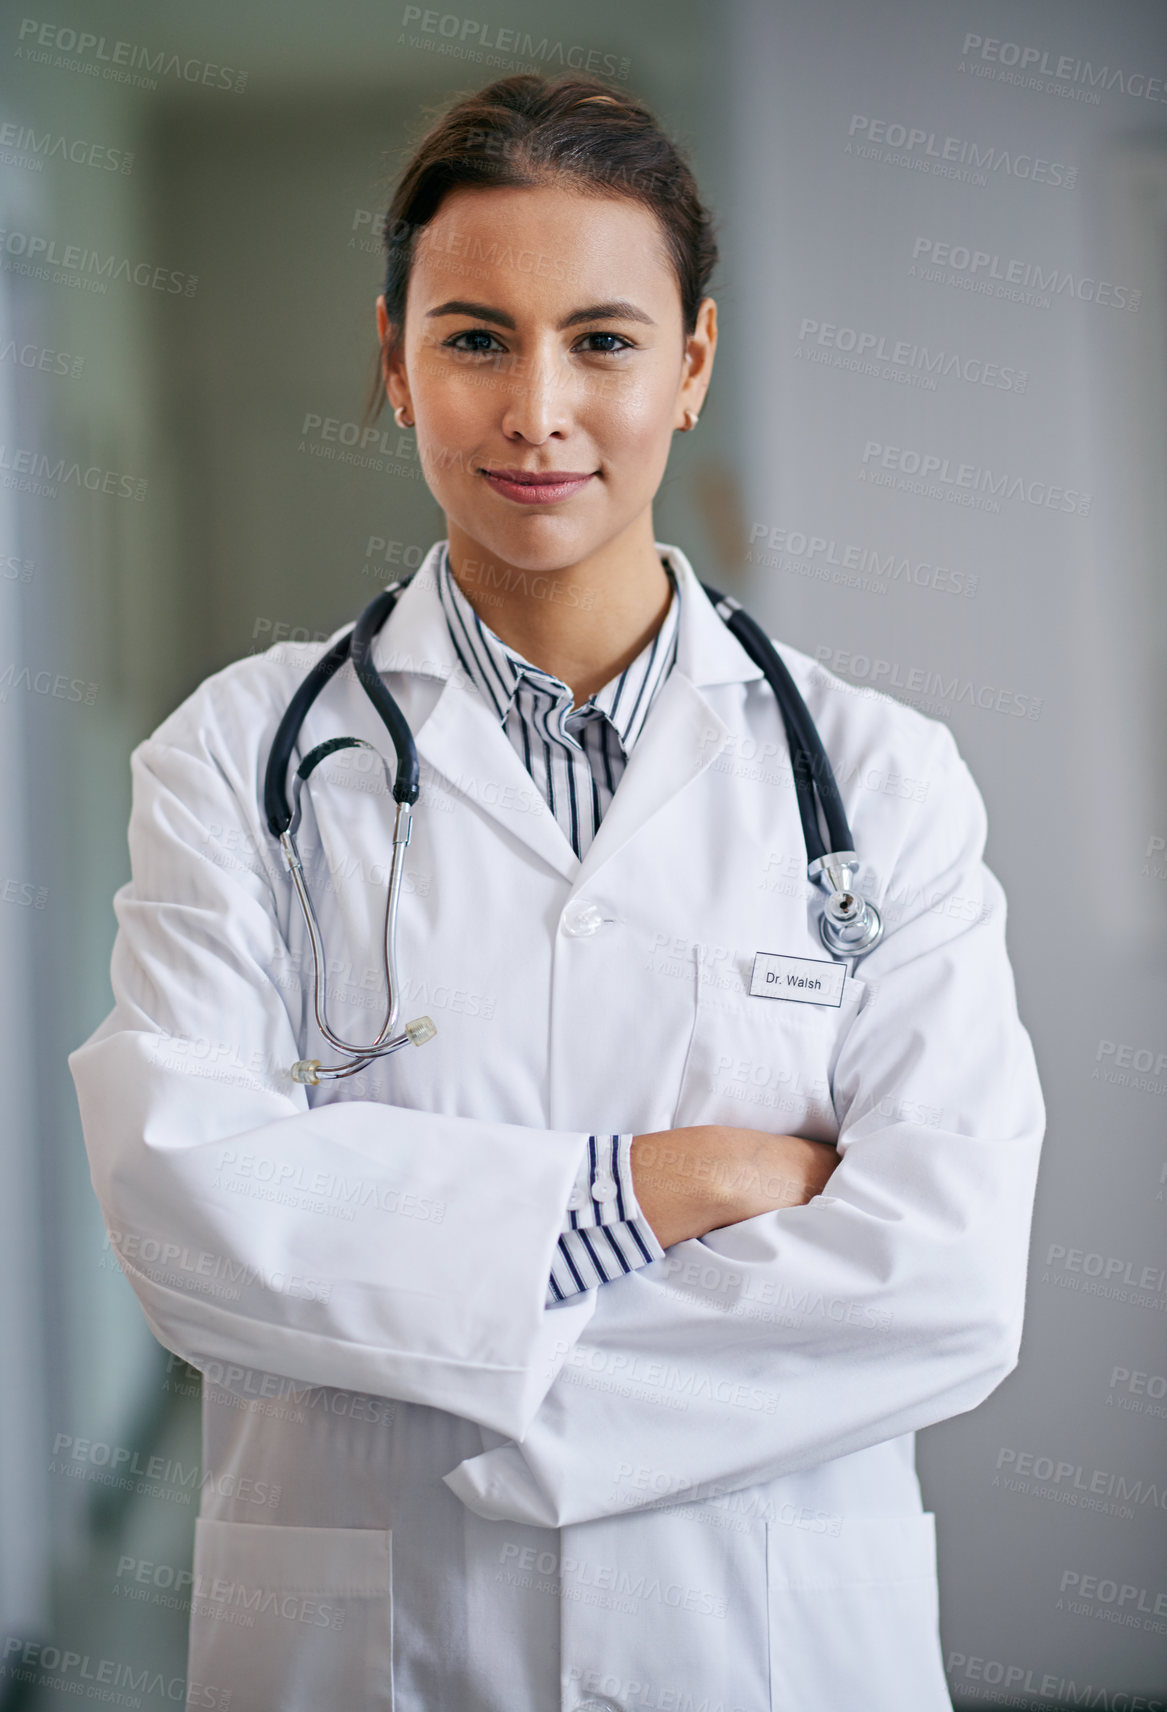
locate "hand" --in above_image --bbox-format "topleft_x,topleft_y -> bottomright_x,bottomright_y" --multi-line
629,1125 -> 840,1250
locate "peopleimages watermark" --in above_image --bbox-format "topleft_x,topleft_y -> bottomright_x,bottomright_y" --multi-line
0,225 -> 197,295
558,1334 -> 782,1415
102,1228 -> 332,1305
657,1251 -> 894,1331
860,440 -> 1090,515
397,7 -> 630,81
495,1538 -> 729,1618
0,119 -> 133,174
814,646 -> 1042,721
0,1637 -> 230,1708
846,114 -> 1075,189
215,1147 -> 448,1225
15,17 -> 249,92
993,1446 -> 1166,1520
363,536 -> 429,575
909,237 -> 1140,312
1092,1038 -> 1166,1096
250,616 -> 331,654
114,1554 -> 347,1630
0,663 -> 98,705
49,1431 -> 281,1509
609,1464 -> 843,1537
746,523 -> 978,599
300,411 -> 416,460
567,1664 -> 749,1712
1107,1364 -> 1167,1420
1042,1243 -> 1167,1313
298,410 -> 423,482
0,441 -> 145,501
1143,835 -> 1166,880
959,32 -> 1167,106
946,1650 -> 1166,1707
1057,1569 -> 1167,1635
192,1354 -> 398,1426
0,337 -> 84,378
0,877 -> 47,908
796,318 -> 1027,393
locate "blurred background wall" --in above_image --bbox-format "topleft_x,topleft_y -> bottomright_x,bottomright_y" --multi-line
0,0 -> 1163,1705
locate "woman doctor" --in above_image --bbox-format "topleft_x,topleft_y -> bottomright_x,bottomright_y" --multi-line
70,71 -> 1045,1712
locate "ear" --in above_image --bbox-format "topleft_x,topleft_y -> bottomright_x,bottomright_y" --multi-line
376,295 -> 411,416
678,295 -> 717,425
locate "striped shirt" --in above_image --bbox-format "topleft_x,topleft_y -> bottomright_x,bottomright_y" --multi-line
437,545 -> 674,1303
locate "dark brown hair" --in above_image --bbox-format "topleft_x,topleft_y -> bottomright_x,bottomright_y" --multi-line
362,71 -> 720,425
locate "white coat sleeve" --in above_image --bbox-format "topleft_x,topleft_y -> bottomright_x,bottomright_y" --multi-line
443,726 -> 1046,1524
68,734 -> 599,1442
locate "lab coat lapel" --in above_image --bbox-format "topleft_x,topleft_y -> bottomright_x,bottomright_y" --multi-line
369,546 -> 580,881
413,672 -> 581,881
574,544 -> 767,885
365,539 -> 767,887
574,669 -> 729,885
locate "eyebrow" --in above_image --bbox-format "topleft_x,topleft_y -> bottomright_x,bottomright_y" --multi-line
424,298 -> 656,330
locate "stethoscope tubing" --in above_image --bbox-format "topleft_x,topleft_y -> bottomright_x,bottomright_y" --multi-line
262,570 -> 877,1082
701,585 -> 853,865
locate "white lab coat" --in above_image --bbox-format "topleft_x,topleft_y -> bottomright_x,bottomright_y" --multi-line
69,540 -> 1044,1712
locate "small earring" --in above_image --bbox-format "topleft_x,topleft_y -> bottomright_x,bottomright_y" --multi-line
682,408 -> 699,431
393,404 -> 414,428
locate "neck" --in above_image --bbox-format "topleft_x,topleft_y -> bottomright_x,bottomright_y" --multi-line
444,512 -> 673,706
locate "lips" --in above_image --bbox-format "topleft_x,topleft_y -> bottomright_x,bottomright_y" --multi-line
480,467 -> 596,505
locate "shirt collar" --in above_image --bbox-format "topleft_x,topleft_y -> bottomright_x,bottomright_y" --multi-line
368,538 -> 765,693
436,543 -> 681,756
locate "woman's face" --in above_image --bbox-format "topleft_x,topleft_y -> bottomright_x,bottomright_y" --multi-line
377,183 -> 715,573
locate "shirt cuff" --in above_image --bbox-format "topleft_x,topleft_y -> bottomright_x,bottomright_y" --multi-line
546,1133 -> 667,1306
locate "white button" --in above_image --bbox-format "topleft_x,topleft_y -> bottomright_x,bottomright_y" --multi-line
566,1186 -> 589,1211
591,1175 -> 618,1203
561,902 -> 605,937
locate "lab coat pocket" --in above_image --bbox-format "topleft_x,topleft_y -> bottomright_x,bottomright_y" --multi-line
559,1506 -> 772,1712
673,952 -> 868,1141
765,1512 -> 951,1710
188,1519 -> 394,1711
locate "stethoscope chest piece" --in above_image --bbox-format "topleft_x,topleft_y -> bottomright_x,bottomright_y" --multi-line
706,585 -> 884,972
809,851 -> 884,959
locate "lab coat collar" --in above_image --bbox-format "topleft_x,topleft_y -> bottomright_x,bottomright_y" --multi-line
370,540 -> 766,883
369,538 -> 766,691
434,543 -> 683,759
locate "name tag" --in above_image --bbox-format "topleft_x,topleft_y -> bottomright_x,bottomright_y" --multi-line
749,952 -> 846,1007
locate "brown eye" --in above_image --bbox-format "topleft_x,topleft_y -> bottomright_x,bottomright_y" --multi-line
576,332 -> 633,354
443,329 -> 504,355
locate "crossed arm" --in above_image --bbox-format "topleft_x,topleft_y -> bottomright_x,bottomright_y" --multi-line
444,739 -> 1046,1526
70,721 -> 1044,1518
630,1124 -> 841,1247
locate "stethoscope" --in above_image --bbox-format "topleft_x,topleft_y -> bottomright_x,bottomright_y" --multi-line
263,573 -> 883,1085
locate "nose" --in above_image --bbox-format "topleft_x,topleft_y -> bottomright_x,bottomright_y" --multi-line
498,340 -> 573,443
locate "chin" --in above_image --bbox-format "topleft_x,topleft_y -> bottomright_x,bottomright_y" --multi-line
457,509 -> 612,574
